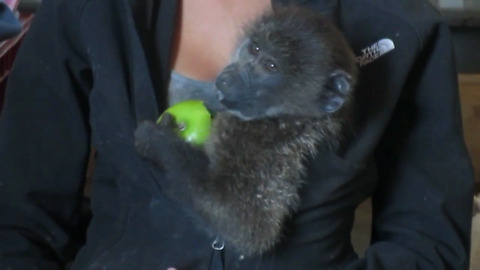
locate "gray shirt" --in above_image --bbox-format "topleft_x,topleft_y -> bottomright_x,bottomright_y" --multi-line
167,71 -> 224,112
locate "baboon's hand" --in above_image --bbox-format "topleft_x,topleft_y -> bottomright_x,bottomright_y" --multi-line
134,120 -> 159,159
157,112 -> 176,128
134,120 -> 180,162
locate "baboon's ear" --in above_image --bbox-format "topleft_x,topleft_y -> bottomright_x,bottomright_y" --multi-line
319,70 -> 353,113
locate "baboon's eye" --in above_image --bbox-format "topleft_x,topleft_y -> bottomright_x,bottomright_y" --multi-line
263,60 -> 278,73
250,42 -> 260,55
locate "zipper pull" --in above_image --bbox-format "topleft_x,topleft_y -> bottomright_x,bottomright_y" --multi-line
208,236 -> 225,270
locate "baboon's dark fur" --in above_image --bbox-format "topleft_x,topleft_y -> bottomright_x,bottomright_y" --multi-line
135,6 -> 357,256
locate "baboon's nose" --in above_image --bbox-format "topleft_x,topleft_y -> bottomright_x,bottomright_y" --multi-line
215,72 -> 232,91
216,91 -> 224,101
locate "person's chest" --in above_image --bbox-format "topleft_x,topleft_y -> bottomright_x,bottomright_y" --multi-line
170,0 -> 271,81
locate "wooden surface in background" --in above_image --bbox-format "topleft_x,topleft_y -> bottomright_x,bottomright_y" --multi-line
459,74 -> 480,184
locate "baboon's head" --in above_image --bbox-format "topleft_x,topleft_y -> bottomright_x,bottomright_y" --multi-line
215,6 -> 357,121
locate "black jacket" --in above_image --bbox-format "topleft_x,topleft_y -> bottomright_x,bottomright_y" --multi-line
0,0 -> 475,269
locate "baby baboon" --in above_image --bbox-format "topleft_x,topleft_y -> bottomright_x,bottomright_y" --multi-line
135,6 -> 357,256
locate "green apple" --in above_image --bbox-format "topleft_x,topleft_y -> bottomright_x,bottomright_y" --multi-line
158,100 -> 212,146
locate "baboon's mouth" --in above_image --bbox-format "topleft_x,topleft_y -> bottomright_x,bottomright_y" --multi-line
217,91 -> 240,110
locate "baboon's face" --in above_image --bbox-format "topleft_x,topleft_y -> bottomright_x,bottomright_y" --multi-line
214,8 -> 356,121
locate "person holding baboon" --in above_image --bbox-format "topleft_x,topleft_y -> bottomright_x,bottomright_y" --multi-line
0,0 -> 474,269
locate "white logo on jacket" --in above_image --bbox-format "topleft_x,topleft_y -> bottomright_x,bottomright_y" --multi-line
356,39 -> 395,66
